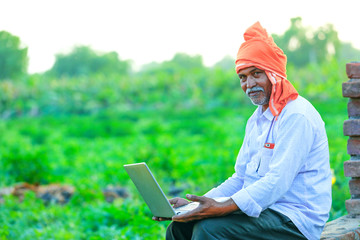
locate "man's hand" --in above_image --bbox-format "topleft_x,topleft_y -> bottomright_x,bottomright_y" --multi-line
152,197 -> 190,221
169,197 -> 190,208
171,194 -> 238,222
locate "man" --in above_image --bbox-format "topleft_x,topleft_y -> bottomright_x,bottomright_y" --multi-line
154,22 -> 332,240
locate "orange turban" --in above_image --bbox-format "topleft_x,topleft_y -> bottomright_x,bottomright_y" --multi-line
235,22 -> 298,117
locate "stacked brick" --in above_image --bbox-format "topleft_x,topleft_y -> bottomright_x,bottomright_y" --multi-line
343,62 -> 360,214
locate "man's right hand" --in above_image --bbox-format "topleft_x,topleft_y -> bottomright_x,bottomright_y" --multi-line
152,197 -> 190,221
169,197 -> 189,208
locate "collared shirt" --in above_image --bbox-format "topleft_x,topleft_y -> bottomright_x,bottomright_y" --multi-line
205,96 -> 332,240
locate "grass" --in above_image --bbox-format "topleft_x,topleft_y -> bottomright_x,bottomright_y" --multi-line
0,98 -> 350,239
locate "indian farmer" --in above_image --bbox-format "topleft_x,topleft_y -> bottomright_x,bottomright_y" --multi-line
154,22 -> 332,240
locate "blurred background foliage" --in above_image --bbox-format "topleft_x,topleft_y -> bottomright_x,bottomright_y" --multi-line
0,31 -> 28,80
0,17 -> 358,239
50,46 -> 131,78
0,18 -> 357,117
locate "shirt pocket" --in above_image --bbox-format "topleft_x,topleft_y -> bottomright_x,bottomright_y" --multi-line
257,148 -> 273,176
244,156 -> 261,182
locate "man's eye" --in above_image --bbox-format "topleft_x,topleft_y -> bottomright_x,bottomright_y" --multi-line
239,75 -> 246,81
254,71 -> 262,77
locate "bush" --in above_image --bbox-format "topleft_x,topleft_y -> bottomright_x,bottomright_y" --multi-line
0,136 -> 51,184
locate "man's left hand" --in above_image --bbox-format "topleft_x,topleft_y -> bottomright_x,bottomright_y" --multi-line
171,194 -> 238,222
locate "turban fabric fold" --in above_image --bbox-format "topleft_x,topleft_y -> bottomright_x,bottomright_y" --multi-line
235,22 -> 298,117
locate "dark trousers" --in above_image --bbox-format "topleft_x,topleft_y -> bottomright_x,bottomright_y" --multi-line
166,209 -> 307,240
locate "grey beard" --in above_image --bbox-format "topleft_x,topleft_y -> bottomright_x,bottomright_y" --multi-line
246,87 -> 270,106
250,96 -> 270,106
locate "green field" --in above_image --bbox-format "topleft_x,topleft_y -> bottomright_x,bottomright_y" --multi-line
0,97 -> 350,239
0,55 -> 353,239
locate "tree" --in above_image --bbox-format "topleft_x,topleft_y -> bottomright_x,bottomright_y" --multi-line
339,42 -> 360,61
0,31 -> 28,80
161,53 -> 204,74
272,17 -> 341,67
50,46 -> 130,77
213,55 -> 235,71
139,53 -> 206,77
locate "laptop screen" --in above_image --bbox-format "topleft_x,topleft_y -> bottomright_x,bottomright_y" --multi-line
124,162 -> 176,218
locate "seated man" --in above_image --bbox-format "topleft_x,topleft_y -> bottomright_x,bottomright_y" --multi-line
154,22 -> 332,240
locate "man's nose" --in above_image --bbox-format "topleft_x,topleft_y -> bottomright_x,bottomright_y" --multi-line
247,77 -> 256,88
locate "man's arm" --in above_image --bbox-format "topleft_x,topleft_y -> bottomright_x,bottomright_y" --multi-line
174,114 -> 318,222
171,194 -> 239,222
152,194 -> 239,222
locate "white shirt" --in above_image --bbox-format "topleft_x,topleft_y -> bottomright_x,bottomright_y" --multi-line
205,96 -> 332,240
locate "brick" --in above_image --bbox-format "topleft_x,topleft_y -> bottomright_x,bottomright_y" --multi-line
346,62 -> 360,79
346,199 -> 360,214
348,137 -> 360,155
356,229 -> 360,238
349,179 -> 360,195
343,81 -> 360,98
338,231 -> 355,240
344,161 -> 360,177
348,98 -> 360,118
321,215 -> 360,239
341,231 -> 356,240
344,119 -> 360,136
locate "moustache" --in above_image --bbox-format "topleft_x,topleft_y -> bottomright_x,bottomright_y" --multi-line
246,87 -> 265,96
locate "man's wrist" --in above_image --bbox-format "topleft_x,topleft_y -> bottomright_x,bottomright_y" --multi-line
216,198 -> 239,216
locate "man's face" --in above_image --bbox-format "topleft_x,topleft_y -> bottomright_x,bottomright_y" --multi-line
238,66 -> 272,111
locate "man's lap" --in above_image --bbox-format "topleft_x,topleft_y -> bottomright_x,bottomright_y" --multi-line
166,209 -> 306,240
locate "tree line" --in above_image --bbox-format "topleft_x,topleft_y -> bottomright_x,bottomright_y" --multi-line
0,17 -> 359,80
0,18 -> 356,118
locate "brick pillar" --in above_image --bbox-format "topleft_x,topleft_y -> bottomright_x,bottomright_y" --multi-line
343,62 -> 360,214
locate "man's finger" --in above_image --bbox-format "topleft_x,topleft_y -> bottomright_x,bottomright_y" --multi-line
169,197 -> 189,207
152,216 -> 172,221
169,198 -> 178,204
172,211 -> 195,222
172,209 -> 205,223
186,194 -> 205,202
172,201 -> 204,222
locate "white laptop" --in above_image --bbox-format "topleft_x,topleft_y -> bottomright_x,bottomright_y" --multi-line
124,162 -> 229,218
